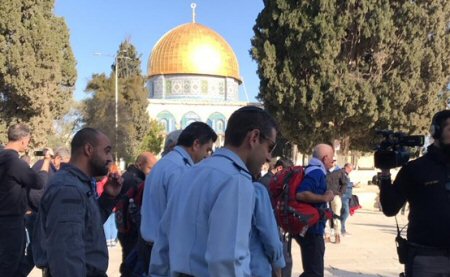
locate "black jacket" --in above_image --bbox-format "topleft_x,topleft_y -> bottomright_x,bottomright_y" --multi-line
120,165 -> 145,195
0,149 -> 45,217
326,168 -> 348,196
27,159 -> 57,211
33,164 -> 117,276
380,145 -> 450,247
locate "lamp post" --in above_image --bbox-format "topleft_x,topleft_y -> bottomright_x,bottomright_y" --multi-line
94,51 -> 129,162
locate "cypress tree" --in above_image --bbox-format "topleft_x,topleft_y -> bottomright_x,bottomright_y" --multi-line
252,0 -> 450,152
0,0 -> 76,147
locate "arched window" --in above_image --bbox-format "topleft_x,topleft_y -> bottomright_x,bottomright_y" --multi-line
207,112 -> 227,134
181,112 -> 201,128
156,111 -> 176,132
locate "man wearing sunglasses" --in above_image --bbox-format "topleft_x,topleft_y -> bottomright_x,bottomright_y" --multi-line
379,110 -> 450,277
149,106 -> 278,277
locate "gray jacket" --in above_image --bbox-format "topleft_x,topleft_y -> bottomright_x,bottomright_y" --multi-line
32,164 -> 117,277
326,168 -> 349,196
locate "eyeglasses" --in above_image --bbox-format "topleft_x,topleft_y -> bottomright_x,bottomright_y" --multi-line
260,132 -> 277,154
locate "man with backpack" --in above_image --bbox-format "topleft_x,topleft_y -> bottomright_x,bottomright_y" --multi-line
116,152 -> 157,277
295,144 -> 335,277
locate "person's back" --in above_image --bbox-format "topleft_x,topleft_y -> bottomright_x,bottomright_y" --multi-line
250,182 -> 285,277
154,149 -> 255,276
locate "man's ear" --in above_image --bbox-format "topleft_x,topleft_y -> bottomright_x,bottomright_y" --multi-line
248,129 -> 260,148
83,143 -> 94,157
192,138 -> 201,151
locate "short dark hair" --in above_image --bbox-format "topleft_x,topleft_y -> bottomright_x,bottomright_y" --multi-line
8,123 -> 31,142
177,122 -> 217,147
275,158 -> 293,169
70,128 -> 101,156
225,106 -> 278,147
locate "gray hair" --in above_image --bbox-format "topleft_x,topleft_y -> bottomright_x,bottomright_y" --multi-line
54,146 -> 71,160
312,144 -> 334,160
8,123 -> 31,142
162,130 -> 182,157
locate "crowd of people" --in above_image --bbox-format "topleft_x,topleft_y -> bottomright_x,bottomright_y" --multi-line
0,106 -> 449,277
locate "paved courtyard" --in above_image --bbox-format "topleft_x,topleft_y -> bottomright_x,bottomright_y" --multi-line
31,208 -> 407,277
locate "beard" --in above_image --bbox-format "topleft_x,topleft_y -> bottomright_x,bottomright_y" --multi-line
90,154 -> 110,177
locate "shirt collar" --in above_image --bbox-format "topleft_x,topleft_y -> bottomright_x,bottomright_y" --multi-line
307,157 -> 327,175
63,163 -> 92,183
212,147 -> 252,178
173,145 -> 194,167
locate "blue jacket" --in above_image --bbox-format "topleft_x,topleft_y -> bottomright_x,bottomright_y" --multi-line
149,148 -> 255,277
140,146 -> 193,242
250,182 -> 285,277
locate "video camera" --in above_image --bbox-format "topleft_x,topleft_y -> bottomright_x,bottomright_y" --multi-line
374,130 -> 425,169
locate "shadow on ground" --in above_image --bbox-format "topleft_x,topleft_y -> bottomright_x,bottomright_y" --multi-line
326,266 -> 400,277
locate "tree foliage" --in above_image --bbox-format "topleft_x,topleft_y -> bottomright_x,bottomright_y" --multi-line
252,0 -> 450,153
83,40 -> 151,162
0,0 -> 76,147
139,119 -> 165,155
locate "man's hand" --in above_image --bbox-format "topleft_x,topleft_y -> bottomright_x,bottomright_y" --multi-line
44,148 -> 54,160
40,148 -> 54,172
103,172 -> 123,198
323,190 -> 335,202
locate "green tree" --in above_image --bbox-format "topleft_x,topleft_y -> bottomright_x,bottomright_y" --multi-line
0,0 -> 76,147
139,119 -> 165,154
251,0 -> 450,153
83,40 -> 150,162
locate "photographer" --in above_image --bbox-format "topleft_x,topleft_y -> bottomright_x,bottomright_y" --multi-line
379,110 -> 450,276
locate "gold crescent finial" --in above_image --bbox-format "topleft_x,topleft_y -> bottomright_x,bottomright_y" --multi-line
191,3 -> 197,23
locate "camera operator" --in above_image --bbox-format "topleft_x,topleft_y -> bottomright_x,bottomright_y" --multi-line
379,110 -> 450,276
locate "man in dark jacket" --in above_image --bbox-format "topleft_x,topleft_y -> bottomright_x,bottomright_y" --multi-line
379,110 -> 450,276
18,147 -> 71,276
0,124 -> 47,277
32,128 -> 123,277
325,164 -> 350,243
117,152 -> 157,276
259,158 -> 292,190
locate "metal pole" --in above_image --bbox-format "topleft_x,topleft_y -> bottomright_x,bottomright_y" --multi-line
115,56 -> 118,163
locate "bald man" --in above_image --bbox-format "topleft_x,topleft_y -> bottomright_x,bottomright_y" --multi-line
117,152 -> 157,276
295,144 -> 335,277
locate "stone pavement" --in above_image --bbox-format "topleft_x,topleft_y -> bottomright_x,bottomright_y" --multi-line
30,208 -> 407,277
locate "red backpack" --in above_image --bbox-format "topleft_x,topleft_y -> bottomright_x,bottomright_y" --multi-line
269,166 -> 332,235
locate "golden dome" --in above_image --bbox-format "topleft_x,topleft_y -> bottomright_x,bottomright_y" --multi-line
148,23 -> 241,82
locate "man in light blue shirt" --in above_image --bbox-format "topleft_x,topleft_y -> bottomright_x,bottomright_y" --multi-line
140,123 -> 217,262
250,182 -> 285,277
150,106 -> 278,277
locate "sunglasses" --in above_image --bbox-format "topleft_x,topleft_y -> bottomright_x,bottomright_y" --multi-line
260,132 -> 277,154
